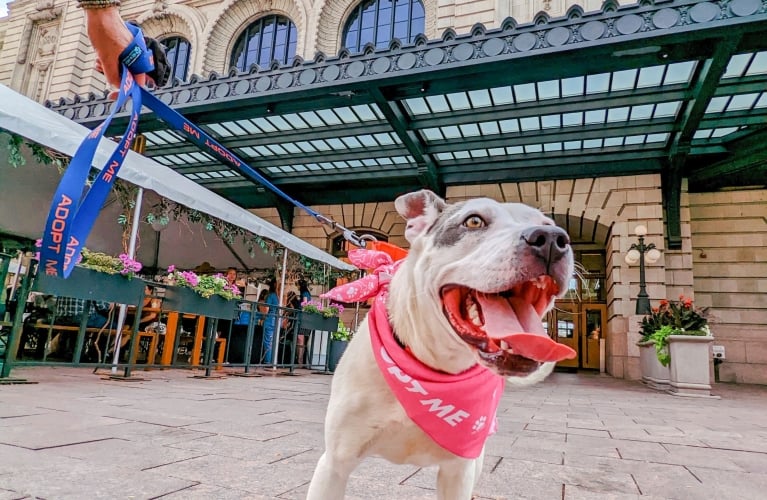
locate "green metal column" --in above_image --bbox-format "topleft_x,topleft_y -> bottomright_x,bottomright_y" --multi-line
1,260 -> 32,378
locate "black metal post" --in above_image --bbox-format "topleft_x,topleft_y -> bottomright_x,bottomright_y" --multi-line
1,268 -> 32,378
630,234 -> 656,315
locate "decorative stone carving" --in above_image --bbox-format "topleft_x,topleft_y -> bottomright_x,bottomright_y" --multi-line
152,0 -> 170,18
38,27 -> 58,58
17,6 -> 62,64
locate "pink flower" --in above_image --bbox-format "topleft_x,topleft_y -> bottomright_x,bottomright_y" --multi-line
167,265 -> 175,273
181,271 -> 199,287
35,239 -> 42,248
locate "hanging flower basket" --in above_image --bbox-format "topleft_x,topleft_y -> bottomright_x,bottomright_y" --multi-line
163,285 -> 236,320
34,266 -> 146,306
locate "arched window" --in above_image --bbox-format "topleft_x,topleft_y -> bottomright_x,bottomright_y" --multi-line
230,15 -> 298,71
161,36 -> 191,83
342,0 -> 424,53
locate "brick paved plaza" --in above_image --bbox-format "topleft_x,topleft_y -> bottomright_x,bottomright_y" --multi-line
1,368 -> 766,499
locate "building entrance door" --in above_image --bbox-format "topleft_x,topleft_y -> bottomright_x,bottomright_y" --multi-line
548,303 -> 606,370
551,303 -> 579,369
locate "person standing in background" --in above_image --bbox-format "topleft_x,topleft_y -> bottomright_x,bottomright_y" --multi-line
298,279 -> 312,305
296,280 -> 312,365
225,267 -> 237,287
262,278 -> 280,364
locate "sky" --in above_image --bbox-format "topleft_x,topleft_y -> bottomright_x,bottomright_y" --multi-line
1,1 -> 7,17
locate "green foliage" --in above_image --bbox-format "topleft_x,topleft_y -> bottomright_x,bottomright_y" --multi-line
4,131 -> 70,170
7,133 -> 25,167
301,299 -> 344,318
640,296 -> 710,341
642,296 -> 711,365
331,320 -> 353,342
295,254 -> 356,286
77,248 -> 142,279
648,325 -> 675,367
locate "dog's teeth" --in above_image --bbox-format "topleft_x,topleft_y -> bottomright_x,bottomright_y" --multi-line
468,303 -> 482,326
500,340 -> 510,350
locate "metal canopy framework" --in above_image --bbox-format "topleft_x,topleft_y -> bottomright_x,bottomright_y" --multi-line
50,0 -> 767,247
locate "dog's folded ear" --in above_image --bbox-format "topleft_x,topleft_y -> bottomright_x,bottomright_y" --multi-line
395,190 -> 447,243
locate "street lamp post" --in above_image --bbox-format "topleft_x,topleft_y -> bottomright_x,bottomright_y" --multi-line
624,225 -> 662,315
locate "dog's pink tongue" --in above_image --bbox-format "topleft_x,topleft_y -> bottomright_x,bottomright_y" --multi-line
478,295 -> 576,363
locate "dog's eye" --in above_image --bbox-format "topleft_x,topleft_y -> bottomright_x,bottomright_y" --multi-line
463,215 -> 486,229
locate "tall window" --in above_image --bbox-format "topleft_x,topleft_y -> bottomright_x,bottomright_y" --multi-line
161,36 -> 191,83
342,0 -> 425,53
230,15 -> 298,71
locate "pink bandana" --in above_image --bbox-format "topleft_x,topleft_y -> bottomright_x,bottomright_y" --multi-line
323,250 -> 505,459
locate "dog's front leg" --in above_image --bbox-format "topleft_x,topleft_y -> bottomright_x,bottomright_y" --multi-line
306,451 -> 359,500
437,458 -> 477,500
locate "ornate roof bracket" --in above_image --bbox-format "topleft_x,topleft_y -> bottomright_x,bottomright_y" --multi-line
663,153 -> 685,250
271,194 -> 295,233
369,87 -> 443,195
689,128 -> 767,190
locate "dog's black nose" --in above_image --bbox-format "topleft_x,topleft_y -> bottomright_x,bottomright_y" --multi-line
521,226 -> 570,264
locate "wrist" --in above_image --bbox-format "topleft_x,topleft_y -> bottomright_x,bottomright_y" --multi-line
78,0 -> 121,9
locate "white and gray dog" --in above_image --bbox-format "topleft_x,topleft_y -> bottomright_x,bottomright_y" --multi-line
307,189 -> 574,500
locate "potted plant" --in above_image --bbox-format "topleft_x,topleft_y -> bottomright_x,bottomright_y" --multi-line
162,266 -> 240,320
33,246 -> 146,305
300,299 -> 342,333
638,301 -> 671,391
639,296 -> 715,397
328,320 -> 352,372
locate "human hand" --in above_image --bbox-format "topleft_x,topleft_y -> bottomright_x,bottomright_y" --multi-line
85,8 -> 148,96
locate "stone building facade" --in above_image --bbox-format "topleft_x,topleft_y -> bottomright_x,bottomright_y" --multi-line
0,0 -> 765,384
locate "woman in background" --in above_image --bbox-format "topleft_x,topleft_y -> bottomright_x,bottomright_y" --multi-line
262,279 -> 280,364
298,279 -> 312,305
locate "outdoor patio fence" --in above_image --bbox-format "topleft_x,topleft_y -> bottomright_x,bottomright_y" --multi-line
0,262 -> 341,380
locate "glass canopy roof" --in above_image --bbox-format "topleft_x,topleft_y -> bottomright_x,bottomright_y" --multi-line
50,0 -> 767,209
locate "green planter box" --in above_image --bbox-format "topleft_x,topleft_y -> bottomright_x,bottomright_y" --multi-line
34,266 -> 146,305
328,339 -> 348,372
163,286 -> 236,320
300,312 -> 339,332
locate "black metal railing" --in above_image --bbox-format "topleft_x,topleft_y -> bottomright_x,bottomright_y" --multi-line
2,263 -> 342,379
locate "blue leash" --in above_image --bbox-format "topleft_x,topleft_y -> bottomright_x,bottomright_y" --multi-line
40,25 -> 364,278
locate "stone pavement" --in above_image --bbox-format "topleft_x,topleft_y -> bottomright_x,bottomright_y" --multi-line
1,368 -> 766,500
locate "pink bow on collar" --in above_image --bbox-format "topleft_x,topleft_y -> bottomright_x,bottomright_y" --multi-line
321,249 -> 404,303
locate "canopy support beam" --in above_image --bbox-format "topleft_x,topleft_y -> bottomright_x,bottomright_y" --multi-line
665,35 -> 741,249
370,87 -> 443,196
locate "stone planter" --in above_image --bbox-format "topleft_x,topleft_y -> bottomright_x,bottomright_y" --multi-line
300,312 -> 339,332
328,339 -> 348,372
638,340 -> 670,391
34,266 -> 146,305
162,286 -> 236,320
667,335 -> 716,398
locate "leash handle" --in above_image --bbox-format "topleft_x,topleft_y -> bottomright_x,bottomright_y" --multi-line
39,23 -> 153,278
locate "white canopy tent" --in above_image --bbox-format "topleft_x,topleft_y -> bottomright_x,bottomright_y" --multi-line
0,84 -> 355,272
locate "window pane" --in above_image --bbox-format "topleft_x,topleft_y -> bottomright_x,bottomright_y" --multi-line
230,15 -> 297,71
344,0 -> 424,52
161,36 -> 191,82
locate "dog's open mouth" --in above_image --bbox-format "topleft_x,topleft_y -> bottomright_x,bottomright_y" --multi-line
441,276 -> 576,376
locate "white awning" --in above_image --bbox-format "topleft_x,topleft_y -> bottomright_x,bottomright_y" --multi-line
0,84 -> 355,271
